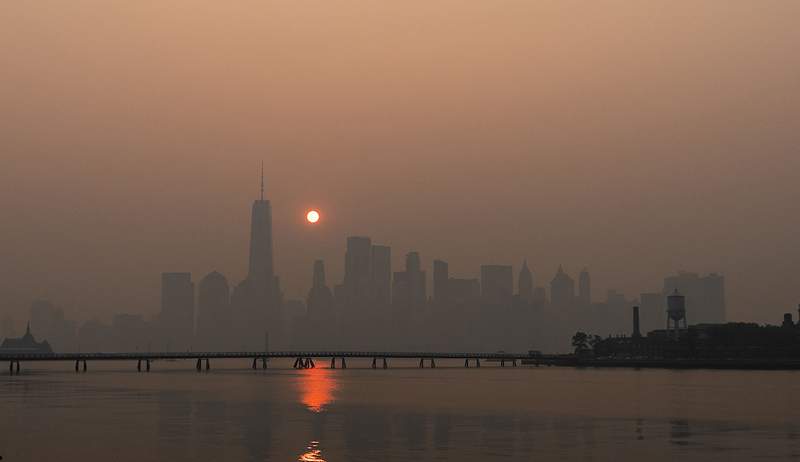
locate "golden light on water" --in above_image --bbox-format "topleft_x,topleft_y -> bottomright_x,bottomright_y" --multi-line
298,441 -> 325,462
298,367 -> 336,413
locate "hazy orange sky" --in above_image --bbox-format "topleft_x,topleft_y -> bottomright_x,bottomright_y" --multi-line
1,1 -> 798,325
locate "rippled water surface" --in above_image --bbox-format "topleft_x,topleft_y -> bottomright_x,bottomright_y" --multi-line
2,359 -> 800,461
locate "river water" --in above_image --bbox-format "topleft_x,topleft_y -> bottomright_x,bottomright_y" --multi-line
1,359 -> 799,461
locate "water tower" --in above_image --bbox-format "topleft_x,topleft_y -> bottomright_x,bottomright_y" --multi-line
667,289 -> 687,334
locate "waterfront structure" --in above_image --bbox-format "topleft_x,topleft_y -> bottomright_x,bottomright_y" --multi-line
663,271 -> 726,324
667,289 -> 687,334
0,323 -> 52,354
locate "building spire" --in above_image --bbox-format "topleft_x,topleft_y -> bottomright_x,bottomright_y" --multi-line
260,161 -> 264,200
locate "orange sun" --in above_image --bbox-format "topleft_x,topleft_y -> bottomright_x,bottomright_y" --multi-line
306,210 -> 320,224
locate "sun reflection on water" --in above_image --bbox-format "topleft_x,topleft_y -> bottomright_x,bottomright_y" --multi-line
297,367 -> 337,413
298,440 -> 325,462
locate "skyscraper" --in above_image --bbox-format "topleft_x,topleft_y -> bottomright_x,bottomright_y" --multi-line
550,265 -> 575,308
371,245 -> 392,306
480,265 -> 513,306
344,236 -> 372,301
433,259 -> 449,304
232,167 -> 283,350
307,260 -> 334,321
578,268 -> 591,307
518,260 -> 533,303
196,271 -> 230,350
159,272 -> 194,351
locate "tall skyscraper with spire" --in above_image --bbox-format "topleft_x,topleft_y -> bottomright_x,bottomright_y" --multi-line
247,163 -> 275,285
232,165 -> 283,350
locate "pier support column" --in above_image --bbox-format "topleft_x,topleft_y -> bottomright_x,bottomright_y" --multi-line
83,360 -> 87,372
146,360 -> 151,372
75,360 -> 80,372
371,358 -> 377,369
330,357 -> 336,369
252,358 -> 257,370
196,358 -> 202,371
341,358 -> 346,369
419,358 -> 424,368
261,358 -> 268,369
383,358 -> 388,369
137,359 -> 142,372
293,358 -> 300,369
205,359 -> 210,371
430,358 -> 436,368
9,361 -> 14,375
476,358 -> 480,368
512,359 -> 517,367
309,358 -> 315,368
15,361 -> 20,374
464,358 -> 469,368
501,360 -> 505,367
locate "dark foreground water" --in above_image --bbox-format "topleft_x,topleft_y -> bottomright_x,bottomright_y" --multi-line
1,359 -> 800,461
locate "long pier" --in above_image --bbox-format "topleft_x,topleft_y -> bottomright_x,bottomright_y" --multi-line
1,351 -> 565,374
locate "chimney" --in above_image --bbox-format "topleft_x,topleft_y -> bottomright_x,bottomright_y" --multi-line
632,306 -> 642,338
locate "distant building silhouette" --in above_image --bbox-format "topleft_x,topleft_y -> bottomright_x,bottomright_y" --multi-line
550,266 -> 575,308
307,260 -> 334,323
578,268 -> 591,307
433,259 -> 449,305
371,245 -> 392,307
663,271 -> 725,324
196,271 -> 231,351
0,322 -> 52,353
480,265 -> 513,306
518,260 -> 533,303
159,272 -> 194,351
30,300 -> 75,352
232,168 -> 284,350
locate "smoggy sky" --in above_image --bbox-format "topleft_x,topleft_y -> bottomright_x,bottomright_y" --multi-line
1,1 -> 799,326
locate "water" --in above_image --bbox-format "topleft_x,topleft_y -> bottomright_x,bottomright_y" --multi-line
2,359 -> 800,461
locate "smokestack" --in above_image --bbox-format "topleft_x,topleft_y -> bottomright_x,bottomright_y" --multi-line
632,306 -> 642,338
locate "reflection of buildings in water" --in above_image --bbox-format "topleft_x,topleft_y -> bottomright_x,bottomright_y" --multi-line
298,440 -> 326,462
670,419 -> 692,446
297,368 -> 337,413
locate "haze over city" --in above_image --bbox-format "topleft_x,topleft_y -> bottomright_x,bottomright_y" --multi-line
2,2 -> 798,328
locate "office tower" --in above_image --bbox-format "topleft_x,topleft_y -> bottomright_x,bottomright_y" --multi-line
160,272 -> 195,351
480,265 -> 513,305
533,287 -> 547,305
518,260 -> 533,303
232,168 -> 284,349
371,245 -> 392,306
196,271 -> 231,350
433,259 -> 449,304
307,260 -> 334,321
550,266 -> 575,308
578,268 -> 591,306
639,292 -> 664,335
392,251 -> 427,318
248,166 -> 274,285
663,271 -> 726,324
344,236 -> 373,300
406,252 -> 426,309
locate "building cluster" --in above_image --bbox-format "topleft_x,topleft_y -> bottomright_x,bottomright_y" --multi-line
0,176 -> 734,354
592,296 -> 800,359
